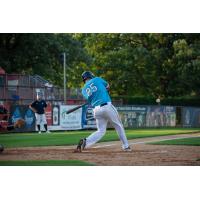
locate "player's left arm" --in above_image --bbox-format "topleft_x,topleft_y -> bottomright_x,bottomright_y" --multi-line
106,83 -> 110,91
43,100 -> 47,108
99,77 -> 110,91
43,101 -> 48,113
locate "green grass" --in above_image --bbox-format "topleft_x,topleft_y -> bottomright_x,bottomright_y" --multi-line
0,128 -> 200,148
0,160 -> 94,166
150,137 -> 200,146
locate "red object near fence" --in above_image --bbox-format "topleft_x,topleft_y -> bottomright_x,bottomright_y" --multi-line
0,67 -> 6,75
46,103 -> 52,126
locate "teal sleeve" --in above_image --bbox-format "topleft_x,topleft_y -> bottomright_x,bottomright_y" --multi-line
82,89 -> 88,100
99,77 -> 108,87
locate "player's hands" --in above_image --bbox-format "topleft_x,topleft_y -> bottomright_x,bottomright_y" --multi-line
106,84 -> 110,91
29,106 -> 37,113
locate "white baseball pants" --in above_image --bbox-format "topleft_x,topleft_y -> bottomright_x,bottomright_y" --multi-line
85,103 -> 129,150
35,113 -> 47,125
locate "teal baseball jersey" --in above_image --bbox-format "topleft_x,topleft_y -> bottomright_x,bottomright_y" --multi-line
82,77 -> 111,107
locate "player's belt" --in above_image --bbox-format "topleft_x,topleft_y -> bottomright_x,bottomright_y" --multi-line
94,102 -> 111,109
100,103 -> 108,107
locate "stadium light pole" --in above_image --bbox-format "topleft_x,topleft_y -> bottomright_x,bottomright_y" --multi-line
63,52 -> 66,104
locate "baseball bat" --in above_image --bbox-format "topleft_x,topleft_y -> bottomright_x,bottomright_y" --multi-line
66,103 -> 88,114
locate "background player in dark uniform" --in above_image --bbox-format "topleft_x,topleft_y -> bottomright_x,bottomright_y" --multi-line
29,93 -> 50,134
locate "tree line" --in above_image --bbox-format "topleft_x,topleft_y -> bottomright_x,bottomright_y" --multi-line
0,33 -> 200,99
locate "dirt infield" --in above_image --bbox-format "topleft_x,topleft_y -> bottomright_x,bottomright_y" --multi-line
1,133 -> 200,166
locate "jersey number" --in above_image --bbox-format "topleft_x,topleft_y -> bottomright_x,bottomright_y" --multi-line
86,83 -> 97,96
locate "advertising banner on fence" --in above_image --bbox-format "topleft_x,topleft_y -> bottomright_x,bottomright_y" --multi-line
81,105 -> 176,129
146,106 -> 176,127
60,105 -> 82,130
182,107 -> 200,127
7,104 -> 177,132
46,103 -> 52,126
82,104 -> 96,129
117,106 -> 147,128
164,106 -> 176,126
52,105 -> 60,126
9,105 -> 36,132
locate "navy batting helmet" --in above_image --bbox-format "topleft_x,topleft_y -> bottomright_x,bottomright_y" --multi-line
82,71 -> 95,82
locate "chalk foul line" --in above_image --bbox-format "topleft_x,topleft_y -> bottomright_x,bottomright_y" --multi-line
93,134 -> 200,149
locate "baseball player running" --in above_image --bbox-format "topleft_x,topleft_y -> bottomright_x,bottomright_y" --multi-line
29,93 -> 50,134
75,71 -> 131,152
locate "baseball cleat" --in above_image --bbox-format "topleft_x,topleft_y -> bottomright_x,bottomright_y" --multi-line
124,146 -> 132,152
0,144 -> 4,153
74,138 -> 86,153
